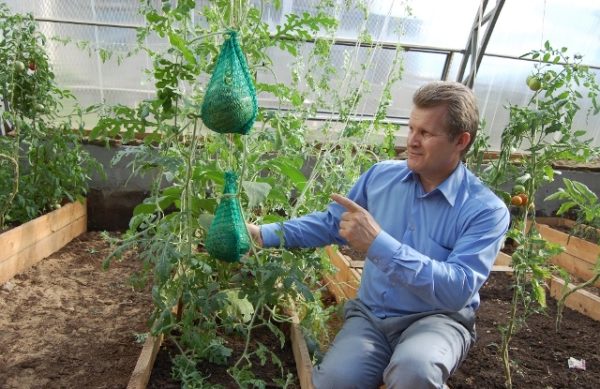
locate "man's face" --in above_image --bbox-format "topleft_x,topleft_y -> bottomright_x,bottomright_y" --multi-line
406,105 -> 468,189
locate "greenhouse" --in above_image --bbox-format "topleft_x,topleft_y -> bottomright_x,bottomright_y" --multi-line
1,1 -> 599,388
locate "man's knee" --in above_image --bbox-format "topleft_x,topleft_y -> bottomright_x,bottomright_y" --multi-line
312,363 -> 382,389
383,354 -> 447,388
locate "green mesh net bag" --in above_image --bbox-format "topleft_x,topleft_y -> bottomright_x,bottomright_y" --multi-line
200,31 -> 257,135
205,171 -> 251,262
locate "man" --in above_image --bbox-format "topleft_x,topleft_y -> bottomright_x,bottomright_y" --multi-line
248,81 -> 509,388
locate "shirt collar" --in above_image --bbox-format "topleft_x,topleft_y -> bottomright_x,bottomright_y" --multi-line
401,163 -> 464,206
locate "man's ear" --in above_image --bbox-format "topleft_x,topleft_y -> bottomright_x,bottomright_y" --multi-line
456,131 -> 471,151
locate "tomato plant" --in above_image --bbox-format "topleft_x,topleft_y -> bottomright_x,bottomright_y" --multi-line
95,0 -> 406,386
481,41 -> 600,389
0,3 -> 102,229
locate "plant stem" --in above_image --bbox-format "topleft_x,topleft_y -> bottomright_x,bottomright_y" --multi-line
232,296 -> 264,370
556,273 -> 600,330
501,285 -> 519,389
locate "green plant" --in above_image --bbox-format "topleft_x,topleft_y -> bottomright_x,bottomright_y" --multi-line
0,2 -> 102,228
545,178 -> 600,328
464,119 -> 490,176
93,0 -> 408,385
481,42 -> 600,389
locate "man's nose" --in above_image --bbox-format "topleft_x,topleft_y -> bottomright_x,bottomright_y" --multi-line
408,132 -> 420,146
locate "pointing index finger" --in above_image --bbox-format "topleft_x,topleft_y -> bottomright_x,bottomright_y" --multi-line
331,193 -> 363,212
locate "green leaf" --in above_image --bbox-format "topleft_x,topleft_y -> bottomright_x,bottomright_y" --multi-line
157,195 -> 177,211
269,159 -> 307,191
262,214 -> 286,223
543,52 -> 551,62
555,201 -> 577,216
224,289 -> 255,323
198,213 -> 214,231
242,180 -> 272,209
133,202 -> 158,215
168,31 -> 196,65
572,180 -> 597,203
531,278 -> 547,308
156,255 -> 173,283
515,174 -> 531,184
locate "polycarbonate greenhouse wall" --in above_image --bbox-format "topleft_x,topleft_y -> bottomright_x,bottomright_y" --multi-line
4,0 -> 600,150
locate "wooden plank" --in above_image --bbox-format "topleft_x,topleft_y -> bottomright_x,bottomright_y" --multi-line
0,213 -> 87,284
538,217 -> 600,237
536,217 -> 574,229
0,200 -> 86,263
323,273 -> 348,304
537,223 -> 600,265
350,268 -> 361,284
492,265 -> 513,272
289,311 -> 315,389
325,246 -> 359,299
494,252 -> 512,266
127,333 -> 164,389
549,276 -> 600,322
549,252 -> 600,288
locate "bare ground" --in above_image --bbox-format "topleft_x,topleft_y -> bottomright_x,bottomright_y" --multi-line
0,231 -> 153,389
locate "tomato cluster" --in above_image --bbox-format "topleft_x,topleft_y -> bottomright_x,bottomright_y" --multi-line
510,193 -> 529,206
510,184 -> 532,209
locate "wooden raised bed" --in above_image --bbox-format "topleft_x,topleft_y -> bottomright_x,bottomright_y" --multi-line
324,244 -> 600,322
536,217 -> 600,288
323,245 -> 360,302
127,309 -> 315,389
0,200 -> 87,284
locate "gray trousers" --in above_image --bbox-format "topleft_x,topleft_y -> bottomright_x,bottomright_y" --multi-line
312,299 -> 476,389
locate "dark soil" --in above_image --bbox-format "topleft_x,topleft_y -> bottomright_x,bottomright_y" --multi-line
148,324 -> 300,388
3,230 -> 598,389
339,246 -> 600,388
449,271 -> 600,389
0,231 -> 153,389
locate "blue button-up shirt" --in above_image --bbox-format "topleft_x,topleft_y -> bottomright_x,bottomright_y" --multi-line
261,160 -> 510,318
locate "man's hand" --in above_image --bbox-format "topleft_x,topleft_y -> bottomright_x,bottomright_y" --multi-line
246,223 -> 263,247
331,193 -> 381,253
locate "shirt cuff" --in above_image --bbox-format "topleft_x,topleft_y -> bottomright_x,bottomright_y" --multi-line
260,223 -> 285,247
367,230 -> 401,266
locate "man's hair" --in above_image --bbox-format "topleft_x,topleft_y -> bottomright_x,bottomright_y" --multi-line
412,81 -> 479,153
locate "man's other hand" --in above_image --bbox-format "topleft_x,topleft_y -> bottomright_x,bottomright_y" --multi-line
246,223 -> 263,248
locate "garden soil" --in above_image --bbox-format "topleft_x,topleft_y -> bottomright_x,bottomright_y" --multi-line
0,232 -> 153,389
448,271 -> 600,388
0,232 -> 300,389
1,233 -> 599,388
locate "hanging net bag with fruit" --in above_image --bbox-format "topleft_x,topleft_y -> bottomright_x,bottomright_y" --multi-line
200,30 -> 257,135
205,171 -> 251,262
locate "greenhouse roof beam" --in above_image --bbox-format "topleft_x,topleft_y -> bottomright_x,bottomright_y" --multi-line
457,0 -> 505,88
